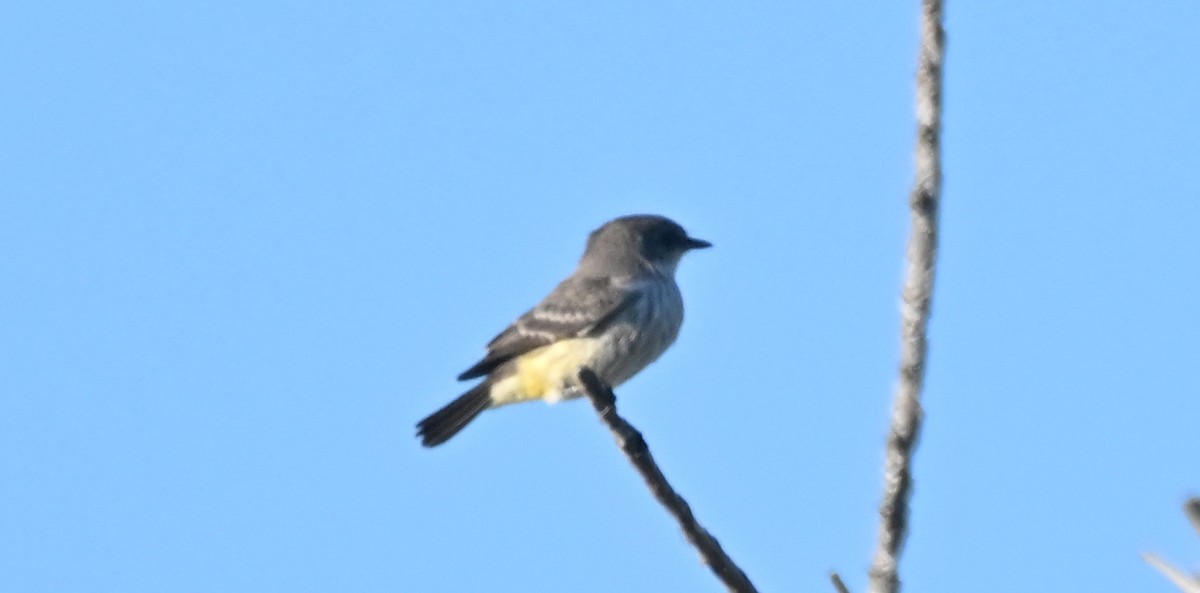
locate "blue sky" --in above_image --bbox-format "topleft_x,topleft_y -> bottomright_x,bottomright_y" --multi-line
3,2 -> 1198,592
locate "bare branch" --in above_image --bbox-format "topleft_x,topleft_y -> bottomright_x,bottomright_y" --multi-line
868,1 -> 945,593
1143,553 -> 1200,593
577,368 -> 759,593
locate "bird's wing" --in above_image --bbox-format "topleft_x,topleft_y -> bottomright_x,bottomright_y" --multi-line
456,275 -> 642,381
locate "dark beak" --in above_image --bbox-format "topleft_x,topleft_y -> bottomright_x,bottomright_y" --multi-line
684,237 -> 712,250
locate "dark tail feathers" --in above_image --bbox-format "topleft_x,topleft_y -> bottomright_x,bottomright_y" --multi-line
417,382 -> 491,447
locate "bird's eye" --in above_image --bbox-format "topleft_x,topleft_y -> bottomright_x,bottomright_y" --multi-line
655,230 -> 678,248
668,229 -> 687,247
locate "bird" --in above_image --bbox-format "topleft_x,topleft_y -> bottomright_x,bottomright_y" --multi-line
416,214 -> 711,447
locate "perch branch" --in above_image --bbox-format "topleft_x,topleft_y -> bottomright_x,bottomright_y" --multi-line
577,368 -> 759,593
868,1 -> 945,593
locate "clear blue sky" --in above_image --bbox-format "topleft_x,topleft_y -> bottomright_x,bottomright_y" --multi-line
3,2 -> 1198,592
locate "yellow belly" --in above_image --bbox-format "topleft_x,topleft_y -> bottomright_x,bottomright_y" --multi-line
489,339 -> 602,406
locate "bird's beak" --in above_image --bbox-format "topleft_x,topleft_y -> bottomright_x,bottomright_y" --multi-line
685,237 -> 712,250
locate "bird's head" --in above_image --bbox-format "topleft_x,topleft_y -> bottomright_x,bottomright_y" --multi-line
580,215 -> 711,277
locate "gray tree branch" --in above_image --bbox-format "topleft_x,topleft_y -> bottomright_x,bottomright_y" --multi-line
868,1 -> 945,593
577,367 -> 759,593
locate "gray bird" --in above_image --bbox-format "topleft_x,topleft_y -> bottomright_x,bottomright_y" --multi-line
417,214 -> 711,447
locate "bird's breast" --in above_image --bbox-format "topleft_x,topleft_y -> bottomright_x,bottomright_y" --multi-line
591,278 -> 684,386
488,278 -> 685,406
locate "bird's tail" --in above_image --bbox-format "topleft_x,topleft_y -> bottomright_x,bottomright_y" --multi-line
417,382 -> 492,447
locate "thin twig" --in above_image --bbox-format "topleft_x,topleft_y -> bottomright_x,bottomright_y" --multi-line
577,368 -> 759,593
1185,497 -> 1200,538
831,571 -> 853,593
1143,553 -> 1200,593
868,2 -> 945,593
1142,497 -> 1200,593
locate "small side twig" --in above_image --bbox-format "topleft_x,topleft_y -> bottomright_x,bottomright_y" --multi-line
831,571 -> 853,593
1142,497 -> 1200,593
869,1 -> 945,593
1186,497 -> 1200,538
577,368 -> 759,593
1142,553 -> 1200,593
